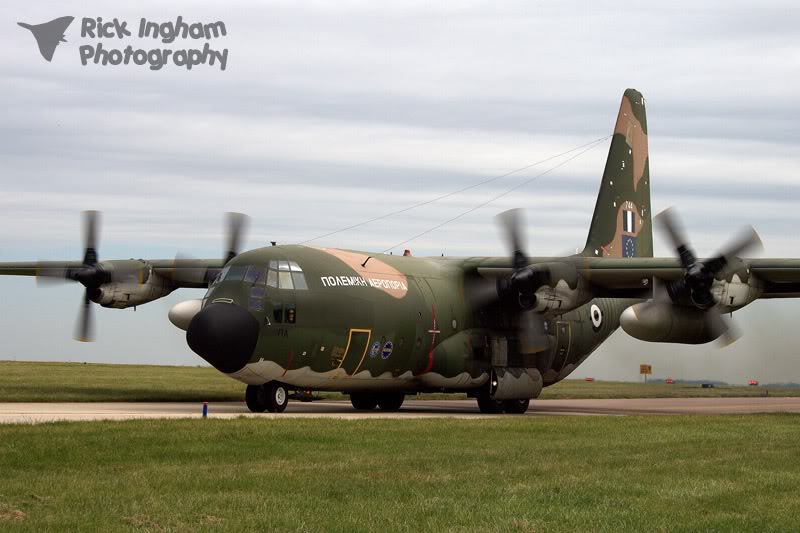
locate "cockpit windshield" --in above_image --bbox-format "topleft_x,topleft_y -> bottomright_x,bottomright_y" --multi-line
215,261 -> 308,290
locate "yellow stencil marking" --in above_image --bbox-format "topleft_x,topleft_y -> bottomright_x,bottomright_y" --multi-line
336,328 -> 372,376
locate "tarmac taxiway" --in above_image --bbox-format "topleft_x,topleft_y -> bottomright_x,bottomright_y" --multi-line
1,396 -> 799,424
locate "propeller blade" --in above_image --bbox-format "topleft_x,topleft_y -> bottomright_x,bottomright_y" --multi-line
705,226 -> 764,275
81,210 -> 100,266
463,276 -> 500,310
495,209 -> 527,270
74,290 -> 95,342
225,212 -> 250,263
518,310 -> 549,354
654,207 -> 696,268
704,308 -> 741,347
35,262 -> 72,287
170,254 -> 211,285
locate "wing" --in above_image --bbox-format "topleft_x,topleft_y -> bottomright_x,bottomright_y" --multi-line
0,259 -> 226,289
468,256 -> 800,298
747,259 -> 800,298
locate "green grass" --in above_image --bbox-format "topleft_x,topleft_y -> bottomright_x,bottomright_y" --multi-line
1,360 -> 798,403
0,415 -> 799,531
0,361 -> 243,402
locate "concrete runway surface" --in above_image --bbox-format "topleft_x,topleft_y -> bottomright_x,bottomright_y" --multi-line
2,397 -> 800,424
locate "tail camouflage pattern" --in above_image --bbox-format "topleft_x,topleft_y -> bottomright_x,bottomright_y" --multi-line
582,89 -> 652,258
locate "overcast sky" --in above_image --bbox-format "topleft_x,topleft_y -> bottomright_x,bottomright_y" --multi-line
1,1 -> 799,383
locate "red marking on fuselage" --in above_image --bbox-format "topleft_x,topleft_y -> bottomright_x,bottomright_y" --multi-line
282,350 -> 295,377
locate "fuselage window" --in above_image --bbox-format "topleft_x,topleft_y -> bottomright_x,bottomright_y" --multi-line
273,302 -> 283,324
250,295 -> 264,312
285,304 -> 296,324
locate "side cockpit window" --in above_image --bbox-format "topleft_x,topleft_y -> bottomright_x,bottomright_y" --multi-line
266,260 -> 308,290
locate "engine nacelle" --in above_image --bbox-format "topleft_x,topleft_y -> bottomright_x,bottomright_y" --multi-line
93,269 -> 174,309
710,270 -> 764,312
512,262 -> 592,314
620,302 -> 717,344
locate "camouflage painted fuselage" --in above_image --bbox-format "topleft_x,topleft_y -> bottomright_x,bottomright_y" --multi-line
203,245 -> 630,395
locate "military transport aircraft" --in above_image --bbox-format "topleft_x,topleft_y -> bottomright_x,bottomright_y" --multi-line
2,89 -> 797,414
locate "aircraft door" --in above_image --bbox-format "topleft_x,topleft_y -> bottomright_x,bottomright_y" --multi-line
412,277 -> 436,373
333,329 -> 372,376
551,320 -> 572,373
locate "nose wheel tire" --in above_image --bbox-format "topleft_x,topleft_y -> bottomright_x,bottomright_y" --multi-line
350,393 -> 378,410
245,384 -> 267,413
245,382 -> 289,413
266,382 -> 289,413
502,398 -> 530,414
377,393 -> 405,411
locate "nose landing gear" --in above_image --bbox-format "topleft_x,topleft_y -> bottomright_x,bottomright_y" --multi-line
245,382 -> 289,413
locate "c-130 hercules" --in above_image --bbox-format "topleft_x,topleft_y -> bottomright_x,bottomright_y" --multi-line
2,89 -> 796,414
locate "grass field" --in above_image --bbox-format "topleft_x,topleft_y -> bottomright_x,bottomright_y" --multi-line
0,415 -> 799,531
1,360 -> 797,403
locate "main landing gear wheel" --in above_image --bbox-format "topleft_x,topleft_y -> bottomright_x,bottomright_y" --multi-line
350,392 -> 378,410
502,398 -> 530,414
377,393 -> 405,411
245,384 -> 267,413
476,393 -> 504,414
245,382 -> 289,413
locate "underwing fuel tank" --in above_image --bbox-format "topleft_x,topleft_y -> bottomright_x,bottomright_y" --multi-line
620,302 -> 717,344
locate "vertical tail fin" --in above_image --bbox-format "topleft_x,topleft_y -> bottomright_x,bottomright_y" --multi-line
581,89 -> 652,258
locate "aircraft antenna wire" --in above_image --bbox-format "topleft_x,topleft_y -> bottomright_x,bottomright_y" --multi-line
298,135 -> 611,245
381,136 -> 609,253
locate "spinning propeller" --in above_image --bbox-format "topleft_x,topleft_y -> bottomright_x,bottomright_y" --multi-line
36,211 -> 144,342
171,212 -> 250,285
654,207 -> 763,345
465,209 -> 552,354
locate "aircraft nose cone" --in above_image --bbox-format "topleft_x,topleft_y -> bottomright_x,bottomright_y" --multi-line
186,303 -> 259,374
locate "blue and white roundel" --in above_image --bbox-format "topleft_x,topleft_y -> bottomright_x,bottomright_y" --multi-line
369,341 -> 381,358
381,341 -> 394,359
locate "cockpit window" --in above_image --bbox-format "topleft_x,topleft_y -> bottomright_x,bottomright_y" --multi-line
278,270 -> 294,290
212,266 -> 229,286
218,260 -> 308,289
292,272 -> 308,290
225,266 -> 246,282
244,266 -> 267,285
267,259 -> 308,290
